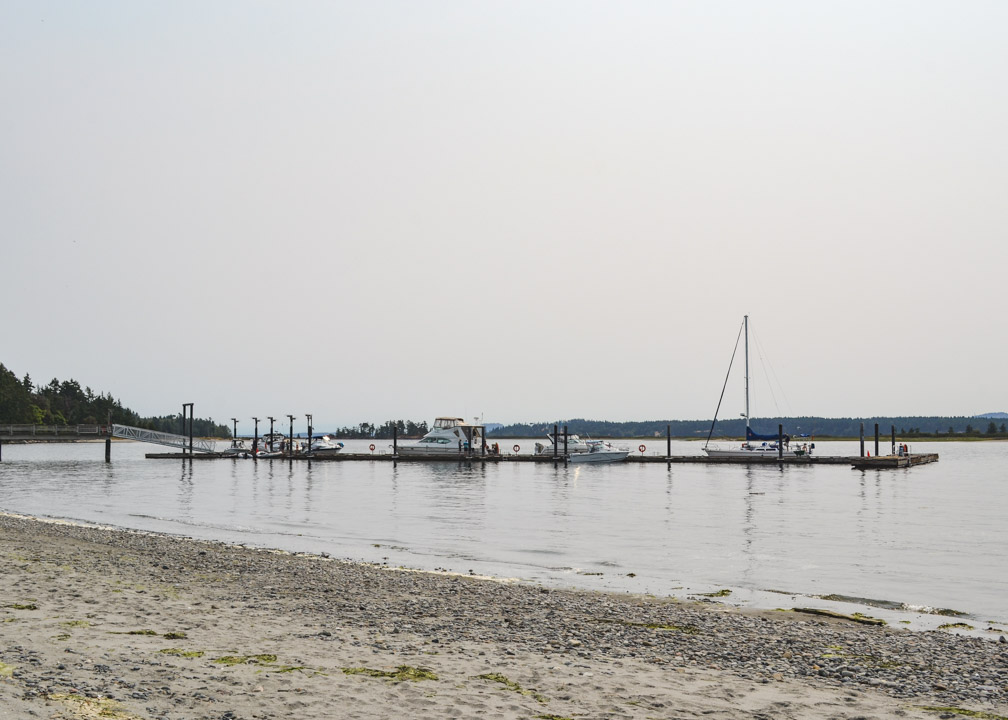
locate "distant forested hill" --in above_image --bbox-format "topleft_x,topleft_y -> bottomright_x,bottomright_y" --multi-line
489,416 -> 1007,439
0,363 -> 230,438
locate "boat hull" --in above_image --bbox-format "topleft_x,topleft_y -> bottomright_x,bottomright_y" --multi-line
397,446 -> 468,457
703,447 -> 802,459
308,448 -> 343,457
568,450 -> 629,464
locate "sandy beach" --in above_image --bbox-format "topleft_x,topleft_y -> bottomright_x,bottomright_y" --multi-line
1,512 -> 1006,719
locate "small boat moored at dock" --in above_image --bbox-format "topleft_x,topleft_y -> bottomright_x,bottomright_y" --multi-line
568,439 -> 630,464
307,434 -> 344,456
534,432 -> 590,456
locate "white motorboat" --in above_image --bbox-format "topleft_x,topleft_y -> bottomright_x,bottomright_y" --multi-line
397,417 -> 485,456
221,439 -> 251,458
256,432 -> 288,458
568,439 -> 630,464
307,434 -> 343,456
702,315 -> 811,459
534,433 -> 591,456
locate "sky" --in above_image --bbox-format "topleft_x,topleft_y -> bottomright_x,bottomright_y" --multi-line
2,1 -> 1006,433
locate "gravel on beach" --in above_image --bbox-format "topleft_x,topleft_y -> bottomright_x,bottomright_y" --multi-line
1,511 -> 1006,719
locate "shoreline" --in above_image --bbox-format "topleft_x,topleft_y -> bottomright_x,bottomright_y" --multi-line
2,513 -> 1006,719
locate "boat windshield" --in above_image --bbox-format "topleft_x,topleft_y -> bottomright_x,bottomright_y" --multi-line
434,418 -> 465,429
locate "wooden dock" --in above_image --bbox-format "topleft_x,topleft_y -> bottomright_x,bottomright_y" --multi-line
144,451 -> 940,468
849,453 -> 939,470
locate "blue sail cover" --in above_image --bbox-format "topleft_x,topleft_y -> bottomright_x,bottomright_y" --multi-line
747,427 -> 790,443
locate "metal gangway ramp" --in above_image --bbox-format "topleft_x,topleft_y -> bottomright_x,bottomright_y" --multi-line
111,424 -> 217,453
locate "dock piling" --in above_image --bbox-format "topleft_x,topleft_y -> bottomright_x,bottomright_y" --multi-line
860,422 -> 865,457
306,414 -> 313,459
252,417 -> 260,460
875,423 -> 879,457
778,424 -> 783,461
105,411 -> 111,463
667,424 -> 671,469
891,425 -> 896,455
563,424 -> 569,466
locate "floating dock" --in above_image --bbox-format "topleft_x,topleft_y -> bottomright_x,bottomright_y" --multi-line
849,453 -> 939,470
144,451 -> 940,469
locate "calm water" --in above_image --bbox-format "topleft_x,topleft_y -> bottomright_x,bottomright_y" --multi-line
1,439 -> 1005,634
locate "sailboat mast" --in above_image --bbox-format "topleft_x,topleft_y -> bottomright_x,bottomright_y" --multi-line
744,314 -> 750,438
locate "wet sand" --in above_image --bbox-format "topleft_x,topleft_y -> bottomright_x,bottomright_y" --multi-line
1,512 -> 1006,719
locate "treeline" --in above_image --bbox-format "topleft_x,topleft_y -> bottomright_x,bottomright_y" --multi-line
326,420 -> 429,439
0,364 -> 231,438
489,416 -> 1008,439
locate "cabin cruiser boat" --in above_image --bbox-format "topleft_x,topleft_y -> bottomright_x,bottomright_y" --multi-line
568,439 -> 630,464
534,433 -> 591,456
397,417 -> 484,456
256,432 -> 288,458
307,434 -> 343,456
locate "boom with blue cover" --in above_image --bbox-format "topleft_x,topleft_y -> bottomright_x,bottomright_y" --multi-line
747,427 -> 789,443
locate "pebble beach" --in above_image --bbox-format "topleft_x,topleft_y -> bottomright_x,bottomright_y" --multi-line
1,511 -> 1006,720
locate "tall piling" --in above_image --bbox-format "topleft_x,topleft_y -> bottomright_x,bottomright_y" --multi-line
667,424 -> 671,470
891,425 -> 896,455
105,412 -> 111,463
860,422 -> 865,457
778,424 -> 783,460
563,425 -> 569,466
306,414 -> 312,458
874,423 -> 880,457
553,423 -> 558,467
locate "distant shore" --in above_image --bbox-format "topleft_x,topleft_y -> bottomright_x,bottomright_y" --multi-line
2,512 -> 1006,719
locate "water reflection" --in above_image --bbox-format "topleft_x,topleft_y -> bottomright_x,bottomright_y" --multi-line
1,441 -> 1007,627
177,461 -> 194,520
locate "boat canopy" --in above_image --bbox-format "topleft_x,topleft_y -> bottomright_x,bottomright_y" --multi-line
747,427 -> 789,443
434,417 -> 466,429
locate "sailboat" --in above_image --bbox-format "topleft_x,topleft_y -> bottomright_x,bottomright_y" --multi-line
702,315 -> 810,459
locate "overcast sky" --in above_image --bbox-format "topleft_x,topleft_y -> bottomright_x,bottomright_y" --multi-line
2,1 -> 1005,432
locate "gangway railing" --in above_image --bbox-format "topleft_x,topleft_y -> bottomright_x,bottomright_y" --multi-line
111,424 -> 217,453
1,424 -> 102,437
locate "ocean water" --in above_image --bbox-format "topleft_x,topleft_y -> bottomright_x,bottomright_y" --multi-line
1,438 -> 1005,635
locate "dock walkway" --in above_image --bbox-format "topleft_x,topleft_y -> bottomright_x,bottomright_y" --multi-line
144,451 -> 940,468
